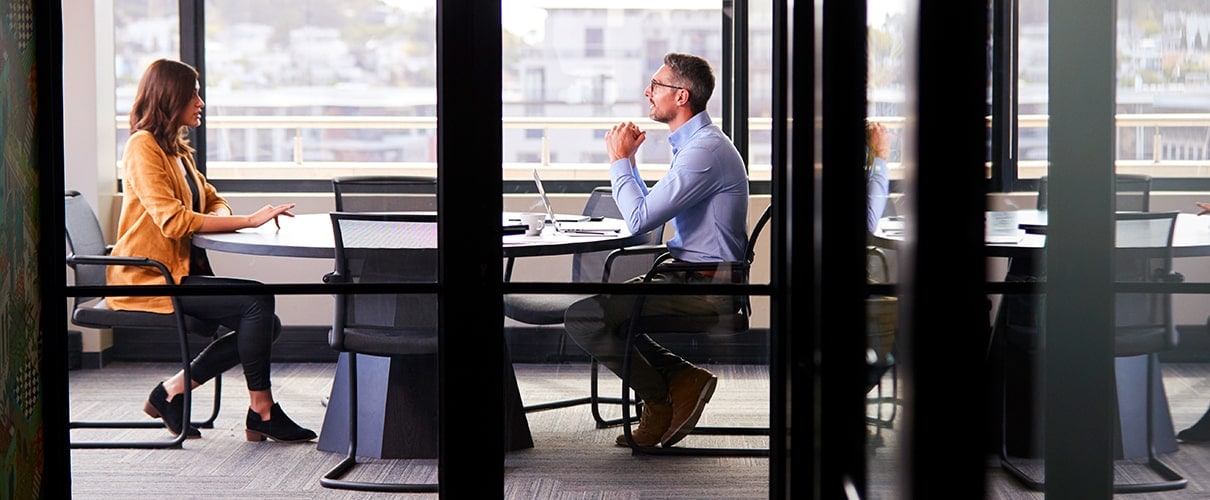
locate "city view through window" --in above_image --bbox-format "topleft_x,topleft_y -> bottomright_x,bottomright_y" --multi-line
111,1 -> 1210,186
114,0 -> 764,183
1012,0 -> 1210,180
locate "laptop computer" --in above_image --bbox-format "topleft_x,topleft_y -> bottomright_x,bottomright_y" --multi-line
532,169 -> 620,234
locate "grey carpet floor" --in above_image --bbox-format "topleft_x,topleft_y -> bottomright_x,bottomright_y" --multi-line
67,361 -> 1210,498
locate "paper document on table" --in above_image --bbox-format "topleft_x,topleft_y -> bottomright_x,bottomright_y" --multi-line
985,231 -> 1025,244
879,216 -> 906,237
986,212 -> 1024,243
560,231 -> 620,237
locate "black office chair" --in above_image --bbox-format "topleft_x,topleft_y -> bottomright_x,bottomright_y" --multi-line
504,186 -> 664,427
319,211 -> 439,493
1037,173 -> 1152,211
331,175 -> 438,212
322,175 -> 438,408
64,190 -> 224,449
999,210 -> 1187,493
615,204 -> 774,456
865,246 -> 899,436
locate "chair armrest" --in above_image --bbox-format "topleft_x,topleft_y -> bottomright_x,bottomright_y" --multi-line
643,258 -> 751,284
66,254 -> 176,285
1155,269 -> 1185,283
640,258 -> 753,317
867,246 -> 891,284
602,244 -> 669,282
64,254 -> 189,335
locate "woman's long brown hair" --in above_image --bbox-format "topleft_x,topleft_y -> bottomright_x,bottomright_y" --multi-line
128,59 -> 198,156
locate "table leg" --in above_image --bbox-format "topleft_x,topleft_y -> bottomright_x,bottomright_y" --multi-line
318,351 -> 534,459
1114,353 -> 1178,458
994,310 -> 1178,460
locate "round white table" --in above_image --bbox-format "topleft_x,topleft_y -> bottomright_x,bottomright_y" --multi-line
192,212 -> 650,259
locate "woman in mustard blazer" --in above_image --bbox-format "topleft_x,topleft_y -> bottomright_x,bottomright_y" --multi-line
108,59 -> 314,443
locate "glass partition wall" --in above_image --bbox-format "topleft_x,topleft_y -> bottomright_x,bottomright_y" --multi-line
90,0 -> 787,496
56,0 -> 1045,497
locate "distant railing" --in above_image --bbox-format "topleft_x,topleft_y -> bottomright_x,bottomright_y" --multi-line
115,115 -> 776,182
1018,113 -> 1210,179
114,113 -> 1210,183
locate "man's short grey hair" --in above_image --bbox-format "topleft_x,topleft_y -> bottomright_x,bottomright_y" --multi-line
664,52 -> 715,113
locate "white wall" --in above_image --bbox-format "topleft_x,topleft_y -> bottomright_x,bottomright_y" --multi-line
63,0 -> 117,355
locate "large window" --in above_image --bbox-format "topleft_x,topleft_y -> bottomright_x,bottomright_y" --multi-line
1012,0 -> 1210,183
111,1 -> 1210,191
114,0 -> 180,169
500,2 -> 739,181
867,1 -> 908,184
115,0 -> 439,182
112,1 -> 769,186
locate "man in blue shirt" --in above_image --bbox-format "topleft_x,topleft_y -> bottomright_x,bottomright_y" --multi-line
565,52 -> 749,449
866,121 -> 891,233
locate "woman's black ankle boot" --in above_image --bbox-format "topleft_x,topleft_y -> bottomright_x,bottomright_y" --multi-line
143,382 -> 201,439
1178,407 -> 1210,442
245,403 -> 317,443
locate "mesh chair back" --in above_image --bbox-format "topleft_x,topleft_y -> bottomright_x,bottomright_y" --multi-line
1001,210 -> 1180,354
1036,174 -> 1152,211
1115,174 -> 1152,212
331,175 -> 437,212
65,190 -> 112,303
1114,210 -> 1180,356
328,211 -> 439,356
572,187 -> 664,283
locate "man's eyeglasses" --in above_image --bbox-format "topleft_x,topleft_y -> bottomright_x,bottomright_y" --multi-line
649,80 -> 684,93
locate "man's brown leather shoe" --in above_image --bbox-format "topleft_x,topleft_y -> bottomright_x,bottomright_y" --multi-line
661,365 -> 717,448
616,398 -> 672,447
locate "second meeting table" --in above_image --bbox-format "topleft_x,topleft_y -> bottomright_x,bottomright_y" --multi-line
870,209 -> 1210,462
871,209 -> 1210,257
193,211 -> 651,459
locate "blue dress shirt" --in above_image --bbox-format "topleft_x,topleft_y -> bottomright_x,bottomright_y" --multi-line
609,111 -> 750,262
867,157 -> 890,233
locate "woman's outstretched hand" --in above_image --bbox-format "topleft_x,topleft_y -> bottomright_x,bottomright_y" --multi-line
1197,202 -> 1210,216
250,203 -> 296,229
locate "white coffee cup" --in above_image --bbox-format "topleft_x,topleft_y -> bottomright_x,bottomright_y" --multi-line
520,213 -> 545,236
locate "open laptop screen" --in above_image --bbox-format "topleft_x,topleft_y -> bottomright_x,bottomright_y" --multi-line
531,169 -> 619,234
